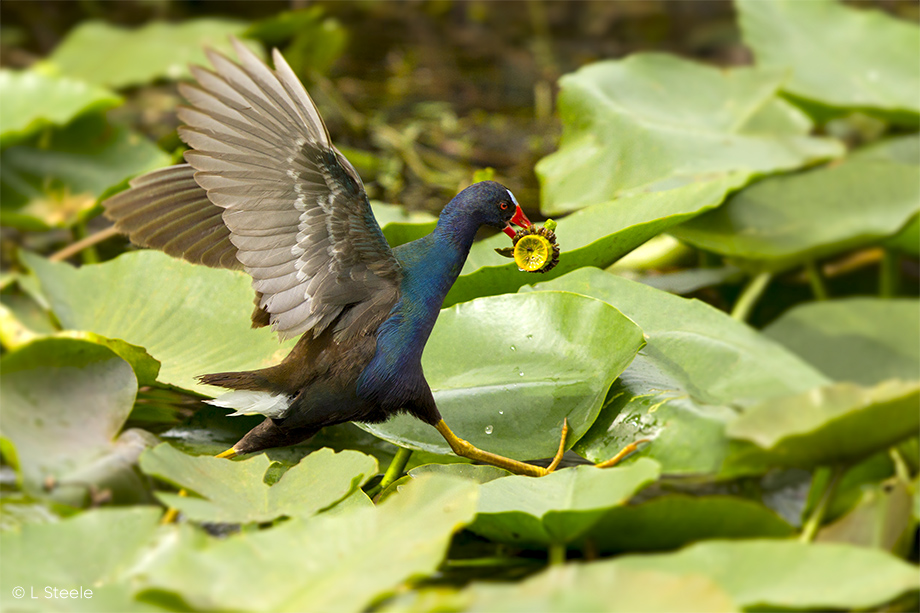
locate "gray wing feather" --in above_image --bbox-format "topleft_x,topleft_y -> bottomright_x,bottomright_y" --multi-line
178,38 -> 401,341
103,164 -> 240,270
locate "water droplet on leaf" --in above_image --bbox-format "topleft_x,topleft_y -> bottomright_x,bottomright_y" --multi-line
485,425 -> 493,435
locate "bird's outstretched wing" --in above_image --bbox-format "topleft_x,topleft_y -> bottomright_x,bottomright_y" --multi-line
104,39 -> 402,342
104,163 -> 241,270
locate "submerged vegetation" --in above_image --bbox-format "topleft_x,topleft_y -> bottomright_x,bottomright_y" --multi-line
1,1 -> 918,611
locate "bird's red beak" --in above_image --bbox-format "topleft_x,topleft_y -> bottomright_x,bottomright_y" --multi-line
503,205 -> 532,238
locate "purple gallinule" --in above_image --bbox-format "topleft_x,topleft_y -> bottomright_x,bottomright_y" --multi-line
104,40 -> 631,477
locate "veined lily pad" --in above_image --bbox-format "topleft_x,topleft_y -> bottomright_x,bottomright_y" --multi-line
817,477 -> 915,555
0,507 -> 162,612
672,136 -> 920,272
140,444 -> 377,524
525,268 -> 828,475
572,494 -> 794,554
22,250 -> 296,396
536,53 -> 842,215
136,475 -> 478,613
737,0 -> 920,123
725,380 -> 920,473
461,565 -> 737,613
468,459 -> 660,547
0,300 -> 160,385
764,298 -> 920,386
614,539 -> 920,610
0,338 -> 155,506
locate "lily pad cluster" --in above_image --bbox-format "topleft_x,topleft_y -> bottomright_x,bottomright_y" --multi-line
2,2 -> 919,612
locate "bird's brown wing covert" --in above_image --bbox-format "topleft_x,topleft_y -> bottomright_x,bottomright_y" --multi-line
104,39 -> 402,343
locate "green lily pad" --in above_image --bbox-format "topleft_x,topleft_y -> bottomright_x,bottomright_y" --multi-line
817,477 -> 915,555
725,380 -> 920,472
0,69 -> 121,145
137,474 -> 478,613
803,450 -> 901,527
536,53 -> 842,216
409,463 -> 511,484
467,459 -> 660,547
21,250 -> 296,396
636,266 -> 744,296
1,114 -> 170,230
42,19 -> 258,89
361,291 -> 645,461
887,213 -> 919,256
0,338 -> 155,506
0,300 -> 161,385
1,291 -> 56,336
461,564 -> 737,613
0,506 -> 162,612
764,298 -> 920,386
672,136 -> 920,272
737,0 -> 920,123
573,494 -> 794,554
139,444 -> 377,523
613,539 -> 920,611
525,268 -> 827,475
445,172 -> 751,306
0,492 -> 77,533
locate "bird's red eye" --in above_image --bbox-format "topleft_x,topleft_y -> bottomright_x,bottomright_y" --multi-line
500,202 -> 509,210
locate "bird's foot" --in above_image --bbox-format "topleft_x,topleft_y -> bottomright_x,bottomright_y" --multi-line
434,418 -> 568,478
594,439 -> 650,469
160,489 -> 188,524
544,418 -> 568,474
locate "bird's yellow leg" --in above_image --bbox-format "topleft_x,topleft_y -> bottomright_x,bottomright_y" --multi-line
161,447 -> 238,524
594,439 -> 650,469
160,489 -> 187,525
434,419 -> 568,478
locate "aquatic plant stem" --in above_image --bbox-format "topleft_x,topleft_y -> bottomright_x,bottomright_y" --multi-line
799,465 -> 844,543
889,447 -> 912,485
548,543 -> 566,565
377,446 -> 414,496
71,222 -> 99,264
804,260 -> 828,301
731,272 -> 772,322
365,446 -> 414,499
880,249 -> 900,298
50,225 -> 119,262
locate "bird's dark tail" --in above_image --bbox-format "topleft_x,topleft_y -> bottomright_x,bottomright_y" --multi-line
197,369 -> 276,392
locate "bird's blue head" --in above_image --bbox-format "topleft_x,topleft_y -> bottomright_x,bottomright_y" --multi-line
446,181 -> 532,238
